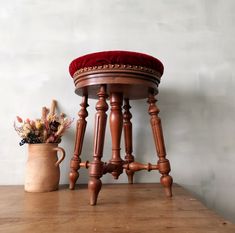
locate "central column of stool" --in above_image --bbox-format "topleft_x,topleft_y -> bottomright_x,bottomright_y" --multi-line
89,89 -> 128,205
109,92 -> 124,179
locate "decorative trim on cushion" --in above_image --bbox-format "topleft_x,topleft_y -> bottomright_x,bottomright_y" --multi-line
73,64 -> 162,79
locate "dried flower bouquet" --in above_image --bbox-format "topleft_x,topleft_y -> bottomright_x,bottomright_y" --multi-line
14,100 -> 73,146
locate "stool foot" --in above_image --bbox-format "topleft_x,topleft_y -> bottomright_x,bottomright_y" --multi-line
69,159 -> 79,190
69,95 -> 88,190
69,182 -> 77,190
88,177 -> 102,205
161,175 -> 173,197
126,170 -> 134,184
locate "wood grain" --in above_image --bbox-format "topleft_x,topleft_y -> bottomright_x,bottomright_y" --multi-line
0,184 -> 234,233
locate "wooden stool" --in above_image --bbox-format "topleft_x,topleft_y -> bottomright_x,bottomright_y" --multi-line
68,51 -> 173,205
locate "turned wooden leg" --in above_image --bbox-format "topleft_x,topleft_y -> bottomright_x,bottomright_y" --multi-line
148,93 -> 173,197
109,92 -> 124,179
69,95 -> 88,190
123,98 -> 135,184
88,85 -> 108,205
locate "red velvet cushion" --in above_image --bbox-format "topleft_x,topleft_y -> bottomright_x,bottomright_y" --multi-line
69,51 -> 164,77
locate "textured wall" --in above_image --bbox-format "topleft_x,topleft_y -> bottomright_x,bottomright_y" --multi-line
0,0 -> 235,222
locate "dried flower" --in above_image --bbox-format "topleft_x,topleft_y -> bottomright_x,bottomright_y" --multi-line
14,100 -> 73,146
16,116 -> 23,123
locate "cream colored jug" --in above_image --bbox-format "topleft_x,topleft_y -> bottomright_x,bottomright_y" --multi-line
25,143 -> 65,192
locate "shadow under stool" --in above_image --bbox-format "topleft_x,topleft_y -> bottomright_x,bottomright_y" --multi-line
68,51 -> 173,205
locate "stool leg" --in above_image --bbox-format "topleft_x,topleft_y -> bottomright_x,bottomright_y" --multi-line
148,93 -> 173,197
88,85 -> 108,205
109,92 -> 124,179
123,98 -> 135,184
69,95 -> 88,190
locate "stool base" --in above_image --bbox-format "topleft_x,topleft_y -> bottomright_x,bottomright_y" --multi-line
69,85 -> 173,205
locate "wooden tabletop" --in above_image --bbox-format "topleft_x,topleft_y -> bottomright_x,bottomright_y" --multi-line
0,183 -> 234,233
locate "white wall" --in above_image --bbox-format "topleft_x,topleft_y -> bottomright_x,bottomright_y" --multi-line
1,0 -> 235,223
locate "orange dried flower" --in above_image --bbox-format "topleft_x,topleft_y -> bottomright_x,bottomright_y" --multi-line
16,116 -> 23,123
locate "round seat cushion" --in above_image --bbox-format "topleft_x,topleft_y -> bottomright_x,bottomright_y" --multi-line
69,50 -> 164,77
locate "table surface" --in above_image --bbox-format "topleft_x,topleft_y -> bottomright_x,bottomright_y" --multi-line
0,183 -> 234,233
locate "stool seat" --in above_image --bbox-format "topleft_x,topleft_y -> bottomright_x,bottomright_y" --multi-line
69,51 -> 164,99
69,51 -> 164,76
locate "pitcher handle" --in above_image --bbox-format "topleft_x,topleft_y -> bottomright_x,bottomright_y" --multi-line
53,147 -> 66,167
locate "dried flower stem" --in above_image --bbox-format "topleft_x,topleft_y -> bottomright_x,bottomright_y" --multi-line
49,100 -> 57,116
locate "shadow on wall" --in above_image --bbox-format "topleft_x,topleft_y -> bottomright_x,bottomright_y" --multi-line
132,85 -> 235,223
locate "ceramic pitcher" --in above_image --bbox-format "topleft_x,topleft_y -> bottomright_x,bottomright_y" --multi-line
25,143 -> 65,192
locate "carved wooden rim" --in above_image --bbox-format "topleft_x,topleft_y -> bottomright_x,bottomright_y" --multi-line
73,64 -> 162,80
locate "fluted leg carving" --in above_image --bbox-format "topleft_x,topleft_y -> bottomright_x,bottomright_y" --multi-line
123,98 -> 135,184
88,85 -> 108,205
109,92 -> 124,179
148,93 -> 173,197
69,95 -> 88,190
